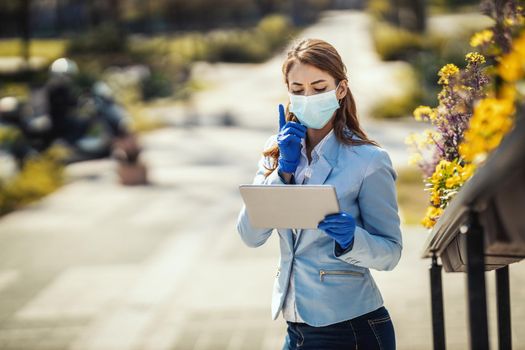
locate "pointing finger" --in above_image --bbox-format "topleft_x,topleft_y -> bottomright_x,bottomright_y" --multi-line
278,104 -> 286,131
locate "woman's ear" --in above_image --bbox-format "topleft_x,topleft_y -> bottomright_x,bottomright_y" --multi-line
336,80 -> 348,100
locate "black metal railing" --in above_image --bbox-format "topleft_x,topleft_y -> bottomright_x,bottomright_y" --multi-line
421,108 -> 525,350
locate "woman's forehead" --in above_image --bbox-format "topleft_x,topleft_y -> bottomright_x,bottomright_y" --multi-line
288,62 -> 334,85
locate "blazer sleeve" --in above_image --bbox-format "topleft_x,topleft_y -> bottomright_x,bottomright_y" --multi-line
333,148 -> 403,271
237,135 -> 285,248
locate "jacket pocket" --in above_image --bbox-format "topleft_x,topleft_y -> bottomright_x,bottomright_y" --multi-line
319,269 -> 364,282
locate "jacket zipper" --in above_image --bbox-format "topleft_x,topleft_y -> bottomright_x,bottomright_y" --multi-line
319,269 -> 364,282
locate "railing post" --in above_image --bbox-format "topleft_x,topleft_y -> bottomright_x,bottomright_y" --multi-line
496,265 -> 512,350
463,211 -> 489,350
430,253 -> 446,350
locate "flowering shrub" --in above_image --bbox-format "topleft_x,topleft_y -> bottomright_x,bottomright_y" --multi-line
406,0 -> 524,229
0,145 -> 68,216
405,51 -> 490,177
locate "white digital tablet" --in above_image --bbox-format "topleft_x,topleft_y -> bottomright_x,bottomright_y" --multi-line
239,184 -> 340,229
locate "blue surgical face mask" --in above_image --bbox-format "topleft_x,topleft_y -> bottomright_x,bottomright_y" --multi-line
288,83 -> 341,129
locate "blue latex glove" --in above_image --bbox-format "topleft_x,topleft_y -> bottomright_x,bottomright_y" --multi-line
277,104 -> 306,174
318,212 -> 356,249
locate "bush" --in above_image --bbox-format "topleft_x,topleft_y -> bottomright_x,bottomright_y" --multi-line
0,145 -> 67,216
167,34 -> 213,63
68,23 -> 127,54
428,0 -> 480,13
141,70 -> 174,100
371,65 -> 424,119
0,83 -> 30,99
255,14 -> 294,52
206,30 -> 270,62
206,14 -> 295,63
371,21 -> 431,61
0,125 -> 27,159
162,14 -> 296,64
370,13 -> 479,114
0,39 -> 67,61
367,0 -> 390,19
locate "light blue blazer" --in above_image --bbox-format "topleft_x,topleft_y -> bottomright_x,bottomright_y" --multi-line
236,129 -> 403,327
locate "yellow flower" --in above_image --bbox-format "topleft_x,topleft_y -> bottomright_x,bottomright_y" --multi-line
513,31 -> 525,57
498,51 -> 524,82
421,206 -> 444,229
408,152 -> 423,166
422,217 -> 434,228
438,64 -> 459,85
504,15 -> 525,26
500,83 -> 517,101
413,105 -> 433,121
405,131 -> 435,150
466,52 -> 486,65
404,133 -> 420,147
421,216 -> 434,229
431,190 -> 441,206
497,30 -> 525,82
459,97 -> 516,163
445,175 -> 461,188
460,163 -> 476,181
469,29 -> 493,47
423,129 -> 439,146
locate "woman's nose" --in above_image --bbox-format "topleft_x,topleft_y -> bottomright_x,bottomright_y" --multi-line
304,89 -> 317,96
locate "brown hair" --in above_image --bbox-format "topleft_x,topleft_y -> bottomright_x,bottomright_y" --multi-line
263,38 -> 379,176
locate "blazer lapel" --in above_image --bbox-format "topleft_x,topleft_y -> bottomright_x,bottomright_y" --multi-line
306,156 -> 334,185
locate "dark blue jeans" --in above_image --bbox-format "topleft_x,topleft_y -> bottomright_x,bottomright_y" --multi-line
282,306 -> 395,350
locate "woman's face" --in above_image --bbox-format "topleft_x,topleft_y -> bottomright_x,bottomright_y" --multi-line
287,62 -> 347,99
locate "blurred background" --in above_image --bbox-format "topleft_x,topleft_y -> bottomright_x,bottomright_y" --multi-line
0,0 -> 524,349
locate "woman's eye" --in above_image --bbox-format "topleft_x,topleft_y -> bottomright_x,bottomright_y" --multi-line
291,88 -> 325,95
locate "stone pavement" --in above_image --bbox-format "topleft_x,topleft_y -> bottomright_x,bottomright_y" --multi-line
0,126 -> 287,350
0,9 -> 524,350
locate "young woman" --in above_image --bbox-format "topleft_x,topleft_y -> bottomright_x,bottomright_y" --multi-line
237,38 -> 402,350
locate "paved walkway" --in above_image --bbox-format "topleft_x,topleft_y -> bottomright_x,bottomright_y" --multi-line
0,10 -> 524,350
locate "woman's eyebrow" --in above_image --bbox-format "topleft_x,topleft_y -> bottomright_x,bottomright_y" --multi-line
291,79 -> 327,86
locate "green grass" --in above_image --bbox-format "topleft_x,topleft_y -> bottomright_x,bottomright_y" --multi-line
396,165 -> 429,225
0,39 -> 68,60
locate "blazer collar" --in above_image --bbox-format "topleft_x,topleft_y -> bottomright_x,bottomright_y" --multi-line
305,127 -> 357,183
319,129 -> 340,168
